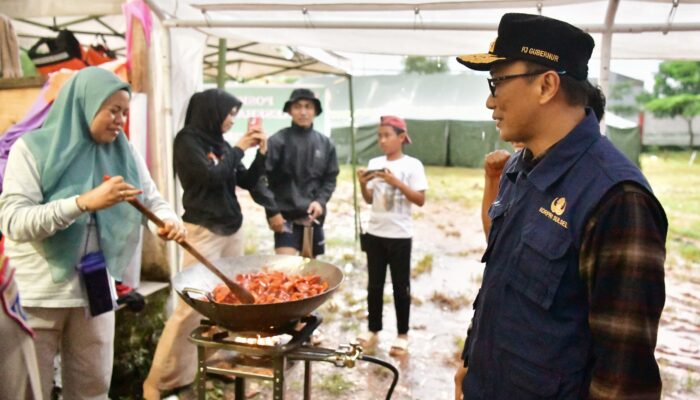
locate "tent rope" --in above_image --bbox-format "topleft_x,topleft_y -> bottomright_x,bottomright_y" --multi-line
664,0 -> 680,35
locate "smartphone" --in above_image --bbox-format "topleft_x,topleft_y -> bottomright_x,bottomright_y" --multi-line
247,116 -> 262,131
247,117 -> 263,145
363,168 -> 386,176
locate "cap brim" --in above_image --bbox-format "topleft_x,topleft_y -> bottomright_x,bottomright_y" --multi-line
456,53 -> 508,71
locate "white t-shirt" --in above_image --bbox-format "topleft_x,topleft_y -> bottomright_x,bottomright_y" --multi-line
366,155 -> 428,238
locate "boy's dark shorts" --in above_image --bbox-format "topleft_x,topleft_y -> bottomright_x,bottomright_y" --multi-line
273,222 -> 325,256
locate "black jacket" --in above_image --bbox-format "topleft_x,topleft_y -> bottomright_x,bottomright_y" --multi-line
256,123 -> 339,220
173,89 -> 266,235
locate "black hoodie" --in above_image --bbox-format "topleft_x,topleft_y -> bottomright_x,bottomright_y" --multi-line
254,123 -> 339,221
173,89 -> 266,235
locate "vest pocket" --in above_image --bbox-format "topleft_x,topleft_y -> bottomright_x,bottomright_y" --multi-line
506,223 -> 571,310
500,347 -> 561,398
482,201 -> 509,263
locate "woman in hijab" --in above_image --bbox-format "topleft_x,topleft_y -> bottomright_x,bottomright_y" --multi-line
0,67 -> 185,399
143,88 -> 268,399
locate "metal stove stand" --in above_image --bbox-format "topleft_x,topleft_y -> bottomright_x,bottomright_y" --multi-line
189,314 -> 365,400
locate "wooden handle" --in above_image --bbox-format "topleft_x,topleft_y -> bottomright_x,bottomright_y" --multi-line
127,198 -> 255,304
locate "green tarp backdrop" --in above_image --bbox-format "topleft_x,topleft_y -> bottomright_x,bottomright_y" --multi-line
292,73 -> 641,168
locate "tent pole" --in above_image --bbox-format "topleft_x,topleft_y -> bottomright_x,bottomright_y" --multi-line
217,38 -> 226,88
599,0 -> 620,134
347,74 -> 359,246
161,18 -> 700,33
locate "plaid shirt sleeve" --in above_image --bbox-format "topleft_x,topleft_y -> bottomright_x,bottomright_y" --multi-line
579,182 -> 667,399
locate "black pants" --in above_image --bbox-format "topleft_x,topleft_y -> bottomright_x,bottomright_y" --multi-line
364,233 -> 412,335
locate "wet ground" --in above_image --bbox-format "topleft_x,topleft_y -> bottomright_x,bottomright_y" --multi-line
170,172 -> 700,400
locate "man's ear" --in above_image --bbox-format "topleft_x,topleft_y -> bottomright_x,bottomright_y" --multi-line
538,71 -> 561,105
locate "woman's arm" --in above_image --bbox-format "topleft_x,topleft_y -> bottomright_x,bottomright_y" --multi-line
128,144 -> 184,241
174,134 -> 244,188
0,140 -> 84,242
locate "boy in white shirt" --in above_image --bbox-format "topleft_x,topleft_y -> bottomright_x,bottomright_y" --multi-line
356,116 -> 428,356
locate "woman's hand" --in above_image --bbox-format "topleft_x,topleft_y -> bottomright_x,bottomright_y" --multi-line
77,176 -> 142,212
157,220 -> 187,243
454,366 -> 468,400
236,126 -> 267,153
255,131 -> 268,155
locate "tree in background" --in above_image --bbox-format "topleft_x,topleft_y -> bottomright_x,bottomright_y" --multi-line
609,80 -> 643,118
642,61 -> 700,149
403,56 -> 448,74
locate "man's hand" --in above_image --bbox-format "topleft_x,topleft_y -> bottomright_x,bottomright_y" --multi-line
268,213 -> 286,233
157,219 -> 187,243
454,366 -> 468,400
307,201 -> 323,220
484,149 -> 511,178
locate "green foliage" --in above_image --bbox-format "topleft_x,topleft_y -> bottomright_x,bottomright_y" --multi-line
403,56 -> 448,74
411,253 -> 434,278
652,61 -> 700,97
643,61 -> 700,148
609,80 -> 642,116
645,93 -> 700,119
109,288 -> 169,400
316,372 -> 356,395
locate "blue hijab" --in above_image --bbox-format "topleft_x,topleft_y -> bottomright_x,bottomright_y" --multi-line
22,67 -> 142,282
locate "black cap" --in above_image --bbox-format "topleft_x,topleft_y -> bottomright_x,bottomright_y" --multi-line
456,13 -> 594,80
283,88 -> 323,116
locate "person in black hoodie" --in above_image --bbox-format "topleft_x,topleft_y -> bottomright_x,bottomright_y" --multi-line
257,88 -> 339,257
143,88 -> 267,399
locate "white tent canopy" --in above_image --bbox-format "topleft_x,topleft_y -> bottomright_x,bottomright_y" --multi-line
3,0 -> 698,271
147,0 -> 700,60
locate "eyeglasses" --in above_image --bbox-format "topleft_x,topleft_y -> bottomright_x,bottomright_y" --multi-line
487,70 -> 565,97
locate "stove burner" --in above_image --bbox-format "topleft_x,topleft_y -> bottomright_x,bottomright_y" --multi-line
188,313 -> 398,400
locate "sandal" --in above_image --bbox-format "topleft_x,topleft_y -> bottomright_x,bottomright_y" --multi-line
389,336 -> 408,357
356,331 -> 379,349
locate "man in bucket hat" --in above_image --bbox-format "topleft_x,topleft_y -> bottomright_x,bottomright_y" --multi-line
255,88 -> 339,257
454,13 -> 667,399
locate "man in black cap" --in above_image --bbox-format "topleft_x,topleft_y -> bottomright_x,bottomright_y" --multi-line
454,13 -> 667,399
255,88 -> 339,256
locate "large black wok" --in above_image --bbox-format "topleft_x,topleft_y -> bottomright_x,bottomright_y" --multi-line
173,255 -> 344,333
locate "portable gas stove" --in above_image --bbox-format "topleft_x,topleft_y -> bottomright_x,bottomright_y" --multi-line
189,313 -> 398,400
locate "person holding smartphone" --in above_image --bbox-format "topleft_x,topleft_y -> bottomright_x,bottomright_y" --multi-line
356,116 -> 427,357
143,89 -> 268,399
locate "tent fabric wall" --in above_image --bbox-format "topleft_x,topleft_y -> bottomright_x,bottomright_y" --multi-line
333,118 -> 641,168
333,118 -> 499,167
448,120 -> 502,167
607,126 -> 642,167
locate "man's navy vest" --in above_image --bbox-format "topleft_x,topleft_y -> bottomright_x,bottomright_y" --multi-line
462,112 -> 654,399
